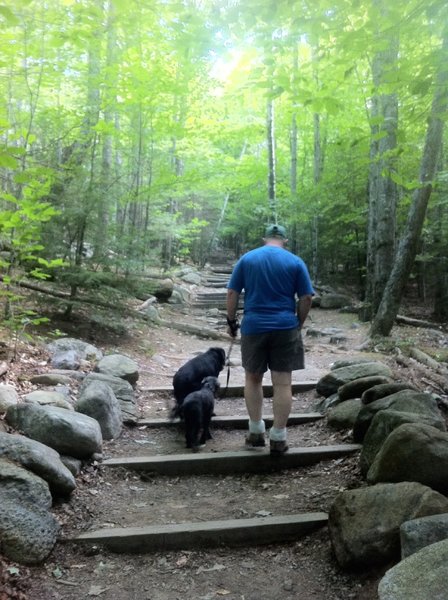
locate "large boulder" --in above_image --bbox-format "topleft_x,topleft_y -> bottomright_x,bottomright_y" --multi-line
316,362 -> 393,398
328,482 -> 448,569
0,457 -> 52,509
338,376 -> 392,401
23,390 -> 73,411
378,539 -> 448,600
319,293 -> 351,309
0,494 -> 60,565
168,284 -> 191,304
353,390 -> 441,442
80,372 -> 137,424
313,392 -> 343,414
367,423 -> 448,494
0,384 -> 18,412
360,410 -> 446,476
0,458 -> 60,565
361,382 -> 417,405
400,513 -> 448,559
6,403 -> 102,459
330,358 -> 376,370
94,354 -> 139,385
0,432 -> 76,496
46,337 -> 103,362
50,350 -> 81,370
47,369 -> 86,382
29,373 -> 73,386
76,380 -> 122,440
327,399 -> 362,430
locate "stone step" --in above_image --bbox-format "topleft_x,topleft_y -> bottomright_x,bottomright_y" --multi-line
69,512 -> 328,553
138,412 -> 323,428
142,382 -> 318,398
209,267 -> 234,274
103,444 -> 361,476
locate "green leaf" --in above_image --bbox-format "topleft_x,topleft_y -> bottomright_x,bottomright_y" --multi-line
0,152 -> 18,168
0,5 -> 19,25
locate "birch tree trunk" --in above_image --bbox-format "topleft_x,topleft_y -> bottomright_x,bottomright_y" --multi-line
371,31 -> 448,336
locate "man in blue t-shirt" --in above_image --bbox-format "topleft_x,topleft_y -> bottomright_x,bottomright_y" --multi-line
226,224 -> 314,455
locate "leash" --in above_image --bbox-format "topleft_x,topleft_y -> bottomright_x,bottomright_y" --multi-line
225,338 -> 235,391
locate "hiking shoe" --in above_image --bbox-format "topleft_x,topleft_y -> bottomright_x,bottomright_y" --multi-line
270,439 -> 289,456
245,432 -> 266,447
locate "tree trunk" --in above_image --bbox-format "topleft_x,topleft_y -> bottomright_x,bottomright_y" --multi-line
290,44 -> 299,212
267,99 -> 277,222
432,199 -> 448,320
365,5 -> 399,318
371,30 -> 448,337
311,40 -> 325,281
64,29 -> 102,317
95,0 -> 116,261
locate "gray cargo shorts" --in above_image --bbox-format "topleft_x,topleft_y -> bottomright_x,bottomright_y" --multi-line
241,328 -> 305,374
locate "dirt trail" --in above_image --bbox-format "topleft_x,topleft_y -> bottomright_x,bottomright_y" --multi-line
12,304 -> 440,600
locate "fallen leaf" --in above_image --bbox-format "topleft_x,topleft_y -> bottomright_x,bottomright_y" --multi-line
176,555 -> 188,566
255,510 -> 272,517
88,585 -> 109,596
52,566 -> 63,579
273,494 -> 289,499
216,590 -> 231,596
196,563 -> 226,574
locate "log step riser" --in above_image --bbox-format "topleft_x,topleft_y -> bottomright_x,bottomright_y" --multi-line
138,412 -> 323,428
69,512 -> 328,554
103,445 -> 361,476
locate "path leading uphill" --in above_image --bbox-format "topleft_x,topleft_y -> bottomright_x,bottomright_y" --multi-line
17,260 -> 446,600
18,299 -> 395,600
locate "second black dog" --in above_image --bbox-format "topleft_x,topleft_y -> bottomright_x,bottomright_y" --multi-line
182,376 -> 220,452
172,347 -> 225,417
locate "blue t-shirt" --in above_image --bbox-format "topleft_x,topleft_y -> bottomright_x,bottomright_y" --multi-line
227,245 -> 314,335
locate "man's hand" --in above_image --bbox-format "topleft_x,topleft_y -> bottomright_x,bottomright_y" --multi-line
226,317 -> 239,338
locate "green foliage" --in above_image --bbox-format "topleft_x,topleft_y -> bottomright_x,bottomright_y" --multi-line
0,0 -> 445,321
2,300 -> 49,359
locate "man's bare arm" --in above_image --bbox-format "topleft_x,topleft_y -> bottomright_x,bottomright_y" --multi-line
226,288 -> 240,321
297,294 -> 313,328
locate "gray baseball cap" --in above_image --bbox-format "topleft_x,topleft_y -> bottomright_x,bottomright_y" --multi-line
265,224 -> 287,238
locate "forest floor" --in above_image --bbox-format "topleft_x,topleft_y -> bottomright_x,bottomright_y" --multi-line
1,297 -> 447,600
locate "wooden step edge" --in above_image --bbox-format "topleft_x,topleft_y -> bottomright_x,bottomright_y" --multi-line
137,412 -> 324,428
103,444 -> 361,475
141,382 -> 318,398
67,512 -> 328,553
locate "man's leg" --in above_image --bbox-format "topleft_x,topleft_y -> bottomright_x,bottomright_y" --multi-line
270,371 -> 292,428
245,371 -> 264,421
244,371 -> 265,445
269,370 -> 292,454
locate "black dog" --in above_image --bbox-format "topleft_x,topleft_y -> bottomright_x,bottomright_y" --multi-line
182,376 -> 220,452
171,347 -> 225,417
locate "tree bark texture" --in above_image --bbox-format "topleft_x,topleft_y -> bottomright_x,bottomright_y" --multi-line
366,6 -> 399,318
371,31 -> 448,336
267,99 -> 277,222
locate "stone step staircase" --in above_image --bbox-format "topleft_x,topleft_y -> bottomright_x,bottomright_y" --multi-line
69,437 -> 359,553
69,378 -> 361,554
